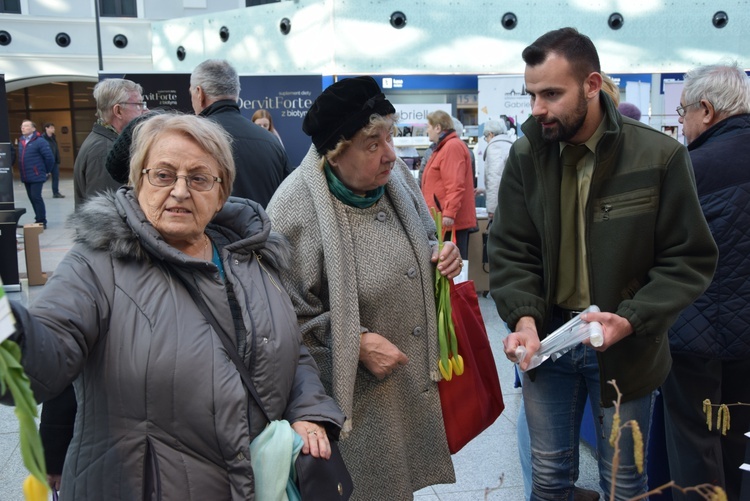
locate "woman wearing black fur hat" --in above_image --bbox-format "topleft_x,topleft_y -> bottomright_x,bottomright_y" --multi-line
267,76 -> 460,499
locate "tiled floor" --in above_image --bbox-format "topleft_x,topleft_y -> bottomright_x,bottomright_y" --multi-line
0,174 -> 602,500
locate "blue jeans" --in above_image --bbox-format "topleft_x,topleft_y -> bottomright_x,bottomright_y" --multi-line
523,344 -> 655,501
24,181 -> 46,225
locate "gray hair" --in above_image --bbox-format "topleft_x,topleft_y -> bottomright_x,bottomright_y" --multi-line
484,120 -> 507,136
190,59 -> 241,100
93,79 -> 143,122
683,63 -> 750,117
128,113 -> 236,202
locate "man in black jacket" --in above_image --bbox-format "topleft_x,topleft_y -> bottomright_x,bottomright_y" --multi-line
190,59 -> 292,208
42,122 -> 64,198
664,63 -> 750,501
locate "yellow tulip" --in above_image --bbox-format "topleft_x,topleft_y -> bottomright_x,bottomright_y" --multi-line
23,474 -> 48,501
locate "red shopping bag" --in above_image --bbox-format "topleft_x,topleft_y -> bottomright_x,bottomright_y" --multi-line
438,280 -> 504,454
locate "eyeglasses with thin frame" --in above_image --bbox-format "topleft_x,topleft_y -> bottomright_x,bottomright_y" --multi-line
676,101 -> 701,117
142,168 -> 222,192
120,101 -> 148,110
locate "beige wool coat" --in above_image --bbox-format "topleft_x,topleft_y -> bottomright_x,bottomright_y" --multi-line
267,147 -> 455,499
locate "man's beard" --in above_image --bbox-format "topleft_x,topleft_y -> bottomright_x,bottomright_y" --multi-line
540,89 -> 588,143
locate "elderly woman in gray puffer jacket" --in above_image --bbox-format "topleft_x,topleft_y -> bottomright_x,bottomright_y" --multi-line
5,114 -> 344,500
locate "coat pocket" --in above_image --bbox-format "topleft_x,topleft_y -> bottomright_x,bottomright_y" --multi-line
593,187 -> 658,222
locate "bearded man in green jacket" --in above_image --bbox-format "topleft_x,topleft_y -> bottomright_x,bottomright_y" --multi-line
488,27 -> 718,501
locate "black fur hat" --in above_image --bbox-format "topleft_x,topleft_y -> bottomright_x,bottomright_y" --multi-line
303,76 -> 395,155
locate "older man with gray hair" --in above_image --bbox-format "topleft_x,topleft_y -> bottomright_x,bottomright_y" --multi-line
73,78 -> 146,208
664,62 -> 750,501
190,59 -> 292,207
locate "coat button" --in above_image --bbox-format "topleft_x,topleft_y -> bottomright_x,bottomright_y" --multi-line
337,482 -> 343,495
406,267 -> 417,278
412,326 -> 423,336
237,451 -> 245,460
234,259 -> 239,265
376,211 -> 386,222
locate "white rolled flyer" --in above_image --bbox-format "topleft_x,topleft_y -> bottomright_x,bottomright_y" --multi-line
515,305 -> 603,372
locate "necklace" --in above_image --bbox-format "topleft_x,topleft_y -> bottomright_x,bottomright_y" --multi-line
204,233 -> 211,261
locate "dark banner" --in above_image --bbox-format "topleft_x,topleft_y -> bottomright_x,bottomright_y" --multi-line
101,72 -> 193,113
0,74 -> 21,286
0,75 -> 11,209
102,73 -> 323,167
0,75 -> 9,143
0,143 -> 12,205
237,75 -> 322,167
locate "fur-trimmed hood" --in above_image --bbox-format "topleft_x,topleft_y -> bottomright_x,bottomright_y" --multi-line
68,187 -> 289,270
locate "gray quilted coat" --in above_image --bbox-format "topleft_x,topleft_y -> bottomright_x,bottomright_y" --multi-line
9,188 -> 344,500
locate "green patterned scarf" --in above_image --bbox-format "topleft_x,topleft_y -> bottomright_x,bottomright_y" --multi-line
324,161 -> 384,208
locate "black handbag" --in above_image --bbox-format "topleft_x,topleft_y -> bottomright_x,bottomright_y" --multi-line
295,439 -> 353,500
171,267 -> 353,500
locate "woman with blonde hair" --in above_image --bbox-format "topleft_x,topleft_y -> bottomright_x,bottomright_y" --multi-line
421,109 -> 477,257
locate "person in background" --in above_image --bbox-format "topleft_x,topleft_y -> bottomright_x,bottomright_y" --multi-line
663,63 -> 750,501
489,27 -> 717,500
73,78 -> 146,209
267,76 -> 462,500
190,59 -> 292,208
252,109 -> 284,147
600,72 -> 620,106
16,119 -> 54,228
481,119 -> 515,221
618,103 -> 642,122
42,122 -> 64,198
3,113 -> 344,500
421,109 -> 477,258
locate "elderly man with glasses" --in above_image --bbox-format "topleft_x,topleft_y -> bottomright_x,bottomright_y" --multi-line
73,78 -> 147,209
665,63 -> 750,501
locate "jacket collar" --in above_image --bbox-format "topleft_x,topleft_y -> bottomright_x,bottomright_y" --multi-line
200,99 -> 241,117
688,113 -> 750,151
69,188 -> 275,266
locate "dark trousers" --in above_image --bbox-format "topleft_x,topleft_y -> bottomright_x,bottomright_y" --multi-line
444,229 -> 470,259
24,181 -> 46,225
662,352 -> 750,500
49,163 -> 60,194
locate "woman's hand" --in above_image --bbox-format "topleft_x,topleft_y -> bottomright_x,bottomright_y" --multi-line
442,216 -> 455,228
359,332 -> 409,380
47,474 -> 62,492
291,421 -> 331,459
432,241 -> 463,280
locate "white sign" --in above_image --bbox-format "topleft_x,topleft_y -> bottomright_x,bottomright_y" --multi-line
476,75 -> 528,189
393,103 -> 452,127
477,75 -> 530,127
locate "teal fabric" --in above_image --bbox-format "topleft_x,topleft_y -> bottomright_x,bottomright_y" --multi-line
249,420 -> 303,501
211,241 -> 225,281
324,160 -> 384,208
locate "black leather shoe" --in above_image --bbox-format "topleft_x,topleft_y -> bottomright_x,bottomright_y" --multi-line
53,193 -> 65,198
